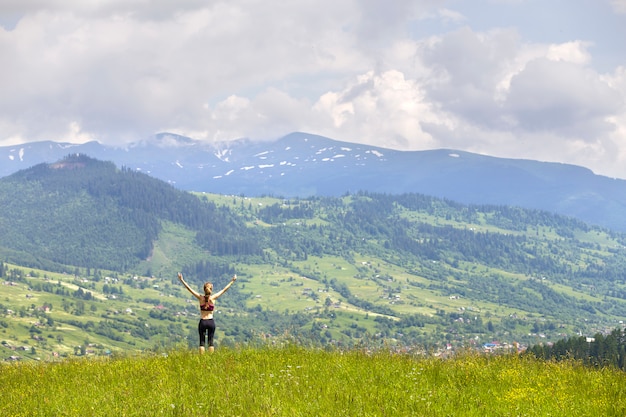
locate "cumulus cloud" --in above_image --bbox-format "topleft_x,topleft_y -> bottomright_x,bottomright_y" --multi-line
0,0 -> 625,179
0,1 -> 367,144
420,27 -> 520,129
504,59 -> 622,135
311,70 -> 442,149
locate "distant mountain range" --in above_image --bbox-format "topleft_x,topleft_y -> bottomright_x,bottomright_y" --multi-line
2,131 -> 626,231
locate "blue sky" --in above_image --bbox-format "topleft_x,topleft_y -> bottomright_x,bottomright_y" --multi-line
1,0 -> 625,178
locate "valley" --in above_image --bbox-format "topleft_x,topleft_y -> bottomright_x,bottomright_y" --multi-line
3,186 -> 626,361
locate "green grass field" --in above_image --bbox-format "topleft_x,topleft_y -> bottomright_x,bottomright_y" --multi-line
1,346 -> 625,416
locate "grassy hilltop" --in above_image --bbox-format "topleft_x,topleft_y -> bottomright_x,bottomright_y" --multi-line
2,346 -> 626,416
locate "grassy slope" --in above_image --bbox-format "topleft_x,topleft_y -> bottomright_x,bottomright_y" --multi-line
0,267 -> 187,359
1,347 -> 625,416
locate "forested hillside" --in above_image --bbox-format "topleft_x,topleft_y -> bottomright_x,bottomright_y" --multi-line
2,155 -> 626,359
0,154 -> 250,271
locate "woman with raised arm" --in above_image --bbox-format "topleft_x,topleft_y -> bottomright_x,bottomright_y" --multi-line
178,272 -> 237,353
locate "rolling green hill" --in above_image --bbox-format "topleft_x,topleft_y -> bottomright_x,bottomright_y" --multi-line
0,154 -> 252,271
2,154 -> 626,360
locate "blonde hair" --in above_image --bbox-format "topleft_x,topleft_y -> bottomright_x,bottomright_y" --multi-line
203,282 -> 213,297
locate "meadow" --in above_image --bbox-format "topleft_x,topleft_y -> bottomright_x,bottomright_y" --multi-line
1,345 -> 625,416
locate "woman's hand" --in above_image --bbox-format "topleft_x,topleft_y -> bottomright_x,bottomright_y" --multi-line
232,274 -> 237,282
178,272 -> 183,281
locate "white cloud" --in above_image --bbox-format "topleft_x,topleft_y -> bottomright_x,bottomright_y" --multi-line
0,0 -> 625,179
546,41 -> 593,65
311,70 -> 441,149
610,0 -> 626,14
437,8 -> 466,24
502,58 -> 622,136
198,89 -> 312,142
419,27 -> 521,129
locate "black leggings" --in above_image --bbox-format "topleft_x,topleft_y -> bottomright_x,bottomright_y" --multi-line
198,318 -> 216,347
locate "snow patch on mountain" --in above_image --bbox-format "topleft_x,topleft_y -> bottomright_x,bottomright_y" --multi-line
213,148 -> 231,162
8,148 -> 25,161
55,143 -> 81,150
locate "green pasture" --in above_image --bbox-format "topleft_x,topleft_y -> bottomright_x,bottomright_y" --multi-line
2,346 -> 626,417
0,262 -> 191,358
134,221 -> 208,277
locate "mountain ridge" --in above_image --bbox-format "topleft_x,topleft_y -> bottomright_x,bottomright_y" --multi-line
2,131 -> 626,231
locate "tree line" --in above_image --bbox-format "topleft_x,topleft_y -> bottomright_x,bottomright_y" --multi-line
526,328 -> 626,370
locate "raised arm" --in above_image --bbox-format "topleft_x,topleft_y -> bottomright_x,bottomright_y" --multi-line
178,272 -> 202,300
212,274 -> 237,300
